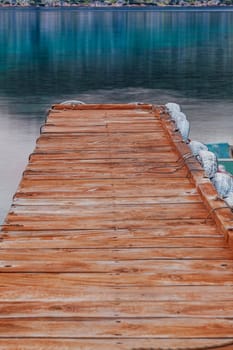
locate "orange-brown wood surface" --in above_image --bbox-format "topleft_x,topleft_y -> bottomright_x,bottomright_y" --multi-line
1,103 -> 233,350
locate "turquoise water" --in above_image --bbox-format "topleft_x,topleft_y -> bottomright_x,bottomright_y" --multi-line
1,8 -> 233,98
1,8 -> 233,222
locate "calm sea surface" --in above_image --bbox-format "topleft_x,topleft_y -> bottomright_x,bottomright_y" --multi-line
0,8 -> 233,222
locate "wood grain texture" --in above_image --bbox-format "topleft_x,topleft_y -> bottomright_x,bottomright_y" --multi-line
0,318 -> 233,338
0,275 -> 232,301
1,300 -> 233,318
1,104 -> 233,349
0,234 -> 226,248
0,247 -> 231,260
0,339 -> 233,350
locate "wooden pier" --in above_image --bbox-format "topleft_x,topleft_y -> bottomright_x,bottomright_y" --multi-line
0,103 -> 233,349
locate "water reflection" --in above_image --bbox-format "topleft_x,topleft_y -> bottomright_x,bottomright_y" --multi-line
1,9 -> 233,98
0,8 -> 233,222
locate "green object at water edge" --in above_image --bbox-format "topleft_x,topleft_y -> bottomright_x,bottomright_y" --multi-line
218,160 -> 233,175
206,143 -> 233,175
206,143 -> 232,159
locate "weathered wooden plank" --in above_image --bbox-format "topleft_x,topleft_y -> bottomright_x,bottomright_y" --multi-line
16,178 -> 195,198
12,195 -> 202,206
45,120 -> 162,128
0,275 -> 232,301
47,111 -> 156,119
35,133 -> 169,150
14,191 -> 199,200
38,132 -> 168,141
46,118 -> 160,125
30,150 -> 177,162
35,143 -> 173,152
42,124 -> 109,133
49,110 -> 155,116
0,234 -> 225,248
9,202 -> 208,216
42,122 -> 163,133
22,172 -> 189,180
10,205 -> 214,228
0,300 -> 233,318
5,205 -> 210,230
0,247 -> 231,260
22,172 -> 191,181
47,109 -> 156,119
1,220 -> 218,234
1,221 -> 221,240
5,218 -> 210,230
0,338 -> 232,350
27,158 -> 187,167
18,177 -> 193,186
106,122 -> 165,132
24,161 -> 188,178
52,103 -> 153,110
0,318 -> 233,338
0,271 -> 232,286
0,257 -> 233,273
27,158 -> 181,166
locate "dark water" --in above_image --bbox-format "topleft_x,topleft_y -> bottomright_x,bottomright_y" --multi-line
1,8 -> 233,222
